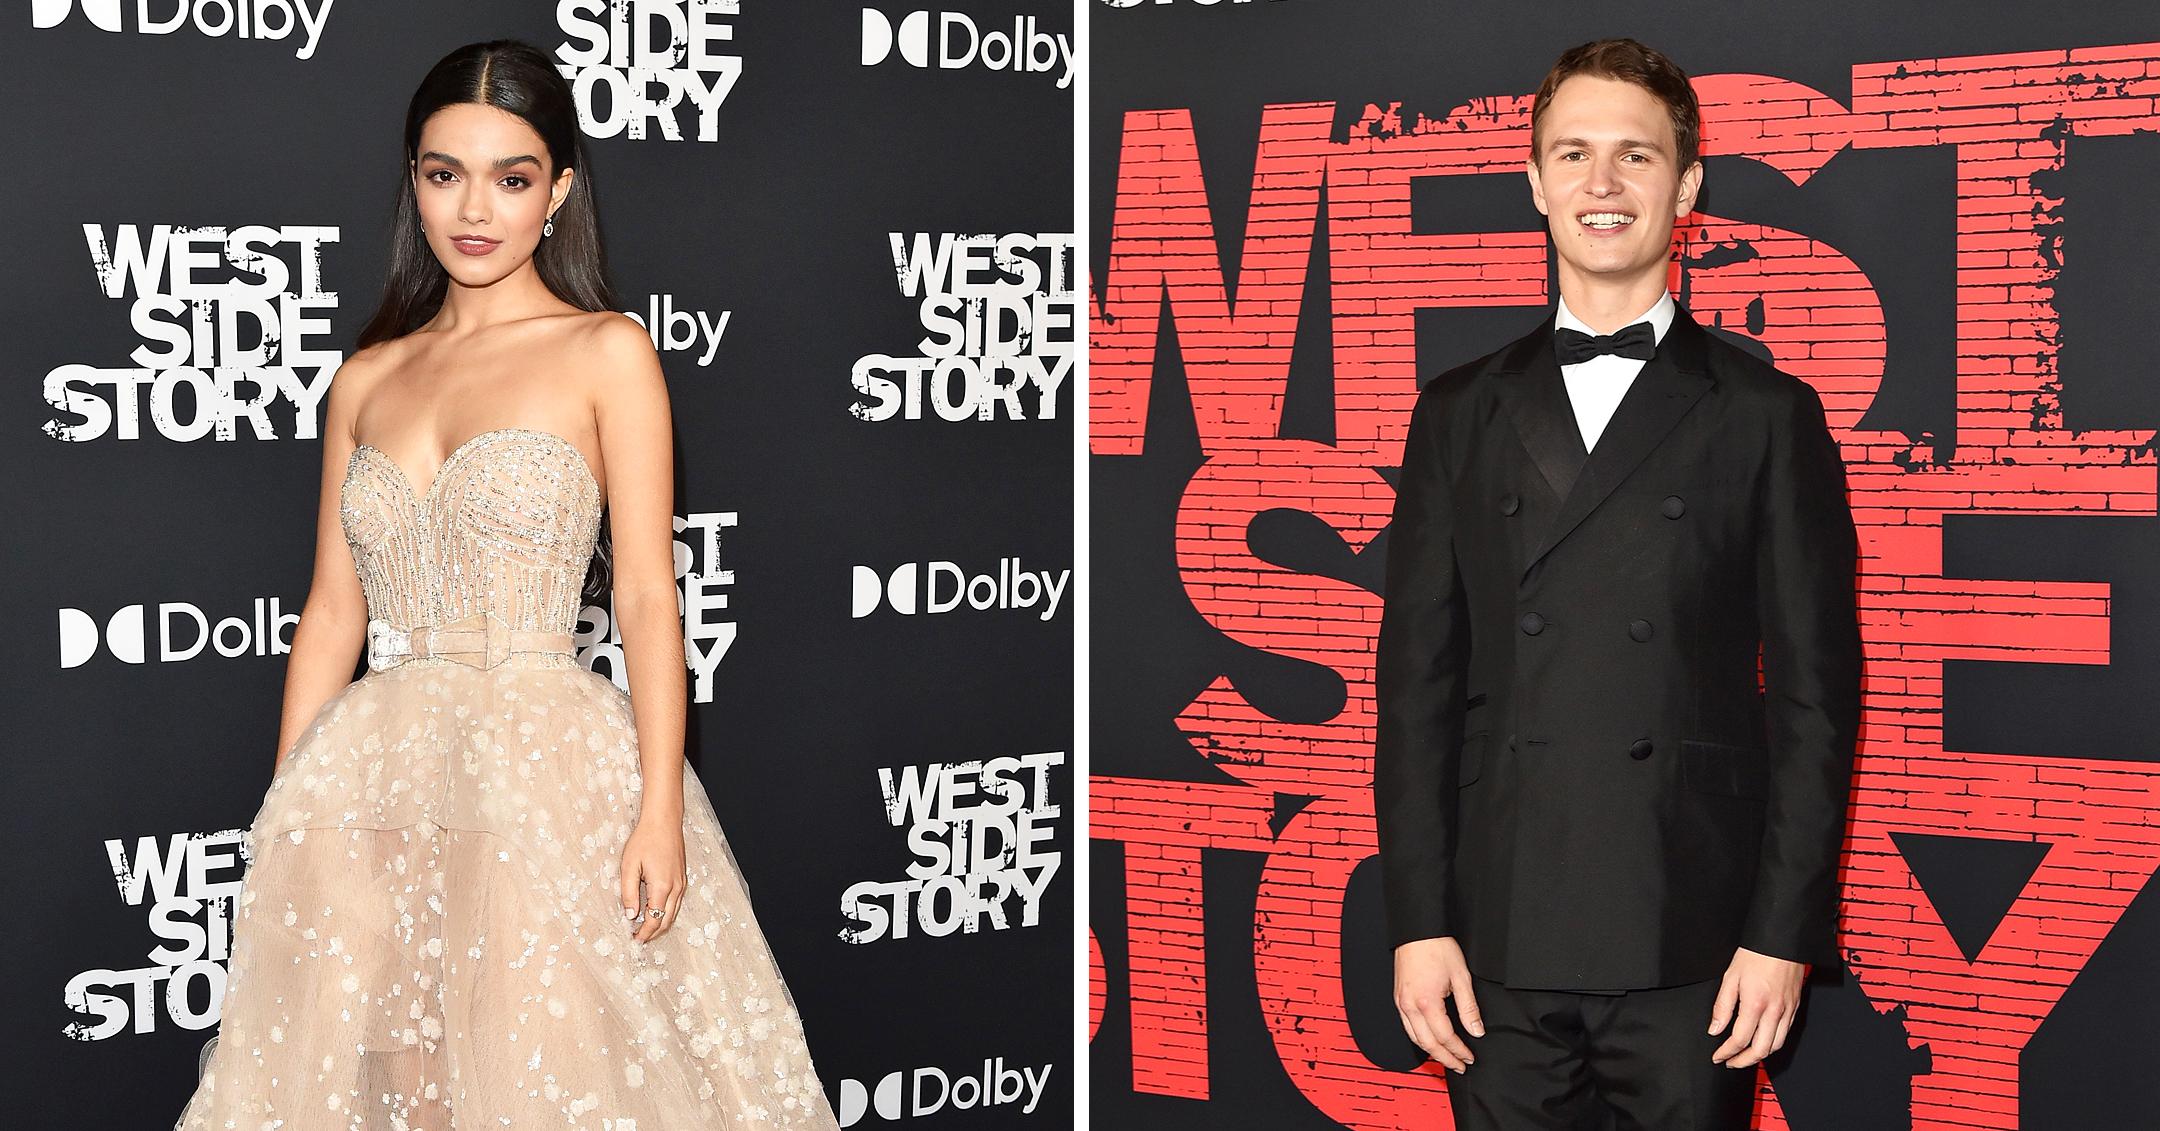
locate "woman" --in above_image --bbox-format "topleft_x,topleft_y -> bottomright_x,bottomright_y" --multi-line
176,40 -> 840,1128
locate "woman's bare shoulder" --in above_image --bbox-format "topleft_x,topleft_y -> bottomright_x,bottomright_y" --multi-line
324,337 -> 412,437
568,308 -> 654,357
554,310 -> 662,394
334,335 -> 424,389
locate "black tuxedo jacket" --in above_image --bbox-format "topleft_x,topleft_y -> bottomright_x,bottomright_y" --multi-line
1373,301 -> 1862,992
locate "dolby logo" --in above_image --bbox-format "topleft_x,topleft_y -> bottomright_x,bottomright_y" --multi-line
31,0 -> 335,60
837,1058 -> 1053,1124
859,9 -> 1075,89
58,598 -> 298,668
852,558 -> 1069,622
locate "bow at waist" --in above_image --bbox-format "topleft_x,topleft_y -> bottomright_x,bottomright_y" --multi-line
366,611 -> 575,672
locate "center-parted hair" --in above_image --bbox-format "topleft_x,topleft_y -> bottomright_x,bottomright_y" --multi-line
356,40 -> 619,605
1530,38 -> 1702,170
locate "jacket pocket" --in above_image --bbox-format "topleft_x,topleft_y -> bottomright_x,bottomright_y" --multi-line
1681,739 -> 1768,800
1459,731 -> 1488,788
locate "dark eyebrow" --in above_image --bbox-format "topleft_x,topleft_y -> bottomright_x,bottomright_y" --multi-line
418,151 -> 543,171
1547,136 -> 1668,154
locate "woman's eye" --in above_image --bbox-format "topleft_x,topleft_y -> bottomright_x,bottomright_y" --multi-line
426,169 -> 454,184
503,175 -> 529,190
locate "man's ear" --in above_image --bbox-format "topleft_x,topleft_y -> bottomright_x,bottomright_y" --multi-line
1675,159 -> 1703,218
1526,157 -> 1548,216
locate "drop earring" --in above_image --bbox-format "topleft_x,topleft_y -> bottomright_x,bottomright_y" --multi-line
543,216 -> 555,238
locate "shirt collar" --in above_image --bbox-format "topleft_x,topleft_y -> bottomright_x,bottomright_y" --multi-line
1554,290 -> 1676,348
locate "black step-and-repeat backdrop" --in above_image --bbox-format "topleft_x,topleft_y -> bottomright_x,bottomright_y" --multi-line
2,3 -> 1072,1128
1089,3 -> 2160,1130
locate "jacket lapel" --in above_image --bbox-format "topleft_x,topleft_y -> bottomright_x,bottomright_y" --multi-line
1494,317 -> 1590,503
1517,303 -> 1714,580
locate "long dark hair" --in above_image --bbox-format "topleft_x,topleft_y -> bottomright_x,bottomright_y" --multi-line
356,39 -> 615,605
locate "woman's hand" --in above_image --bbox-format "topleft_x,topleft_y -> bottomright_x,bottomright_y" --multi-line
620,813 -> 686,943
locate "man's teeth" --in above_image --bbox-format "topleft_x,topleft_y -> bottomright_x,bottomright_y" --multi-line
1581,212 -> 1635,229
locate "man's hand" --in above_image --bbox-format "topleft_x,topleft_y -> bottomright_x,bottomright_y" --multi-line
1709,946 -> 1808,1068
1394,936 -> 1484,1073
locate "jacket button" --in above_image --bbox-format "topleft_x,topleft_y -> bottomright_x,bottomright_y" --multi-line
1628,738 -> 1654,760
1628,618 -> 1654,642
1500,492 -> 1521,516
1507,734 -> 1519,752
1519,611 -> 1546,635
1661,495 -> 1686,519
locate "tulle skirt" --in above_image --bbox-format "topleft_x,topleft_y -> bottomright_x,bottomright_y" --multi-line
174,657 -> 840,1129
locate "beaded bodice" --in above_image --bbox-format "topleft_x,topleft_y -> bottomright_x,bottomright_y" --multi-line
339,427 -> 604,640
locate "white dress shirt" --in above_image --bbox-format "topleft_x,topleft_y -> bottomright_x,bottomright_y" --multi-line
1554,291 -> 1676,452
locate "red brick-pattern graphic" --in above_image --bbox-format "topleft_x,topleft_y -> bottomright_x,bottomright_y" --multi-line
1090,43 -> 2160,1131
1089,926 -> 1107,1042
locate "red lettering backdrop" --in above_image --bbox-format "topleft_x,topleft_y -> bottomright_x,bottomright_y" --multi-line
1088,9 -> 2160,1129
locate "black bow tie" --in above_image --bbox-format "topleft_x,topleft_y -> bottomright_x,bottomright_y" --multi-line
1554,321 -> 1657,365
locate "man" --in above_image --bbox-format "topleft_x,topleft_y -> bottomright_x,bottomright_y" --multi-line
1373,38 -> 1863,1130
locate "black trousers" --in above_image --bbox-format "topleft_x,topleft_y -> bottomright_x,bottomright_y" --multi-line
1445,976 -> 1758,1131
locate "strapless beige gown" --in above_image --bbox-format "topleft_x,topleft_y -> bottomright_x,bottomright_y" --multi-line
176,428 -> 839,1129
